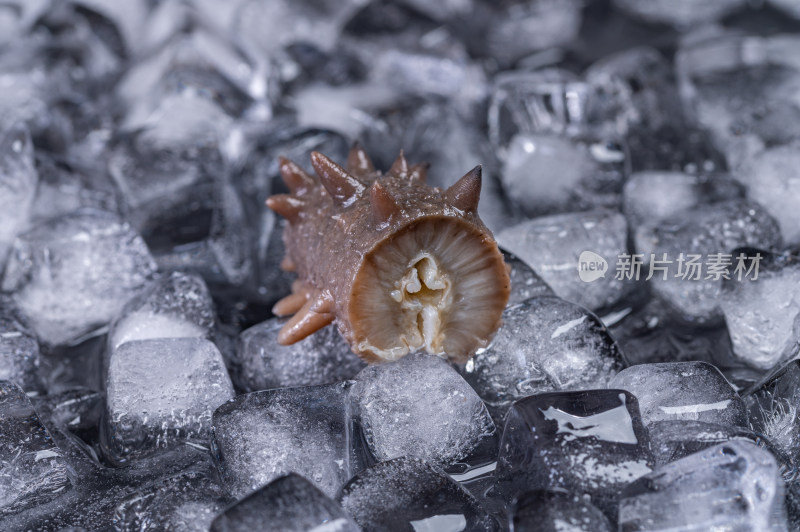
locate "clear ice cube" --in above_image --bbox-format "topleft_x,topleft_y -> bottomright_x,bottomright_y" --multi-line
746,359 -> 800,467
1,209 -> 157,346
497,209 -> 633,311
0,304 -> 41,392
0,381 -> 71,516
461,296 -> 624,424
338,456 -> 500,531
609,361 -> 747,428
618,441 -> 788,531
235,319 -> 365,392
503,249 -> 554,306
496,389 -> 654,516
349,353 -> 497,474
211,382 -> 350,498
510,489 -> 613,532
102,338 -> 234,464
210,473 -> 358,532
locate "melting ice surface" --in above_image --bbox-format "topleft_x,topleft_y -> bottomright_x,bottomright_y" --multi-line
540,393 -> 638,444
410,514 -> 467,532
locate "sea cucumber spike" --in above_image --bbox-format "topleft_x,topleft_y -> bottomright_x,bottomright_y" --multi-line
278,157 -> 316,193
310,151 -> 366,205
370,181 -> 401,224
277,298 -> 335,344
266,194 -> 305,223
388,150 -> 410,178
346,142 -> 377,178
408,162 -> 429,183
273,291 -> 308,316
445,165 -> 482,213
280,255 -> 295,272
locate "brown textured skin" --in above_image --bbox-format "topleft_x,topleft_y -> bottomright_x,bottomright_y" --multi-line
267,146 -> 510,363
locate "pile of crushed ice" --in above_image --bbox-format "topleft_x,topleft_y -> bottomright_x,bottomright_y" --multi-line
1,0 -> 800,530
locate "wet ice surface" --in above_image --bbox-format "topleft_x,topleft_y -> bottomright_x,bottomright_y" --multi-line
1,0 -> 799,530
338,456 -> 500,532
351,353 -> 497,473
609,361 -> 747,428
496,389 -> 654,517
210,473 -> 358,532
462,296 -> 624,423
619,441 -> 787,531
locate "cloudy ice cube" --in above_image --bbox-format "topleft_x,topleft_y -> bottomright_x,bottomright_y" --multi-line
210,473 -> 358,532
499,134 -> 626,218
619,441 -> 788,531
211,382 -> 350,498
720,252 -> 800,370
640,199 -> 782,323
109,271 -> 216,351
0,306 -> 41,392
103,338 -> 234,464
113,469 -> 231,532
746,359 -> 800,467
739,144 -> 800,246
1,209 -> 157,346
498,209 -> 633,311
0,381 -> 71,516
613,0 -> 746,27
235,319 -> 365,392
0,123 -> 37,266
350,353 -> 497,474
462,296 -> 624,424
623,171 -> 743,230
338,456 -> 499,532
496,389 -> 653,515
510,489 -> 612,532
610,361 -> 747,428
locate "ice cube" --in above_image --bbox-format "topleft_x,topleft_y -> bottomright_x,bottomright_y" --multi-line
623,171 -> 744,230
488,69 -> 593,145
499,134 -> 627,218
746,359 -> 800,467
113,469 -> 232,532
29,156 -> 121,227
211,382 -> 350,498
235,319 -> 365,392
1,209 -> 157,347
0,123 -> 37,266
349,353 -> 497,474
484,0 -> 582,66
338,456 -> 500,531
739,144 -> 800,246
496,389 -> 653,516
102,338 -> 234,464
461,296 -> 624,424
720,252 -> 800,370
610,362 -> 747,428
210,473 -> 358,532
647,420 -> 790,468
0,305 -> 41,392
0,381 -> 71,516
109,271 -> 216,351
497,210 -> 633,311
613,0 -> 746,27
503,249 -> 554,306
640,200 -> 782,324
510,489 -> 613,532
0,0 -> 48,47
618,441 -> 788,531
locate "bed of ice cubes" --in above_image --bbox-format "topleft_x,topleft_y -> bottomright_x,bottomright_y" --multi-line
1,0 -> 800,530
